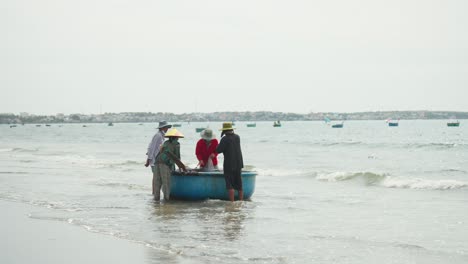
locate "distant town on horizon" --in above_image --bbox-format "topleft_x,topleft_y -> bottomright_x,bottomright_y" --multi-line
1,110 -> 467,124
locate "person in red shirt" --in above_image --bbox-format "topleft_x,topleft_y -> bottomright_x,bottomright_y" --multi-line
195,129 -> 219,171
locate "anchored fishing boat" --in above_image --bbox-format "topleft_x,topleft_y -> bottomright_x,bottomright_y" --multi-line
332,121 -> 344,128
447,120 -> 460,127
170,170 -> 257,200
324,117 -> 344,128
386,118 -> 399,127
246,123 -> 256,127
273,120 -> 281,127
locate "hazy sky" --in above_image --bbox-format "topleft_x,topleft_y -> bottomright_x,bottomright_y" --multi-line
1,0 -> 467,115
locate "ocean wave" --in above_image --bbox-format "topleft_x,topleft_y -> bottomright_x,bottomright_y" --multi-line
13,147 -> 39,152
31,154 -> 142,169
19,159 -> 36,163
407,142 -> 463,149
441,169 -> 468,174
294,141 -> 468,150
424,168 -> 468,175
109,160 -> 141,167
0,171 -> 29,175
316,171 -> 468,190
316,171 -> 387,184
320,141 -> 364,147
93,181 -> 150,191
0,147 -> 39,153
295,141 -> 366,148
382,178 -> 467,190
254,168 -> 308,177
0,148 -> 14,152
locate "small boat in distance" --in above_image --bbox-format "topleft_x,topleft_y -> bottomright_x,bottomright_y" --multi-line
325,117 -> 343,128
195,127 -> 206,133
170,170 -> 257,200
386,118 -> 399,127
273,120 -> 281,127
173,123 -> 182,127
108,122 -> 114,126
331,122 -> 344,128
447,120 -> 460,127
246,123 -> 256,127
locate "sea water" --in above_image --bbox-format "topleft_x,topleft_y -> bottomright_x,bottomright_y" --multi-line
1,120 -> 467,263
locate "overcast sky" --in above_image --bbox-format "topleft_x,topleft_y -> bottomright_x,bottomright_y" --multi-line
1,0 -> 467,115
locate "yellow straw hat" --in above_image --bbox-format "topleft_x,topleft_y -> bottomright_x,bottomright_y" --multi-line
164,128 -> 184,138
219,122 -> 235,131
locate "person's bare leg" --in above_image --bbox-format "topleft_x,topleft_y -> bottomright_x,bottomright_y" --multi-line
238,190 -> 243,201
228,189 -> 234,202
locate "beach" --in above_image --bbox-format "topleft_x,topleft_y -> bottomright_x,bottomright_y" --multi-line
1,120 -> 468,263
1,200 -> 150,264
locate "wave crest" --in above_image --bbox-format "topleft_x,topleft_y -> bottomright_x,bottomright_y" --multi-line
0,147 -> 38,153
382,178 -> 467,190
408,142 -> 462,149
316,171 -> 387,184
316,171 -> 468,190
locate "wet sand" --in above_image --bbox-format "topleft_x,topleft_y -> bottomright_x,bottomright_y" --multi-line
0,200 -> 149,264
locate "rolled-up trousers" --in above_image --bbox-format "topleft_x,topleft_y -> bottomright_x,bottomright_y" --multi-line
151,163 -> 171,200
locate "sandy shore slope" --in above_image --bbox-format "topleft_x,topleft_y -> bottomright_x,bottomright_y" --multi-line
0,200 -> 149,264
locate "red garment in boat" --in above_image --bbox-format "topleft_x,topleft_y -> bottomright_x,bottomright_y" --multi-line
195,139 -> 219,167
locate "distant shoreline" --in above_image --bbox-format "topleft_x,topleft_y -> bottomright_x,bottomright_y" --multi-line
1,110 -> 467,124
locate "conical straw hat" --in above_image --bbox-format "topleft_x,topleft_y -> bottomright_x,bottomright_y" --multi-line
164,128 -> 184,138
219,122 -> 235,131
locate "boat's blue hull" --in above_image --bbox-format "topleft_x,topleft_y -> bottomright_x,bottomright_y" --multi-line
170,171 -> 257,200
388,122 -> 399,127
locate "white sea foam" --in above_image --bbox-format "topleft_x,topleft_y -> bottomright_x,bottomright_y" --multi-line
316,171 -> 468,190
316,171 -> 387,184
382,178 -> 468,190
32,154 -> 142,169
254,167 -> 305,177
0,148 -> 14,152
93,181 -> 150,191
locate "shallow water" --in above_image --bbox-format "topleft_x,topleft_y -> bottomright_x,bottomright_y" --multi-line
1,120 -> 468,263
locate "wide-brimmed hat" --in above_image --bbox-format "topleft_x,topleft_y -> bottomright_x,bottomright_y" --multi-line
164,128 -> 184,138
157,121 -> 172,129
219,122 -> 235,131
200,129 -> 215,140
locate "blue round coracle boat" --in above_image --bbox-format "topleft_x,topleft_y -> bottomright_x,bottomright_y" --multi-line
170,170 -> 257,200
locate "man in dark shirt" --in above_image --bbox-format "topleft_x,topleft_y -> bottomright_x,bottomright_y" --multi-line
216,122 -> 244,201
